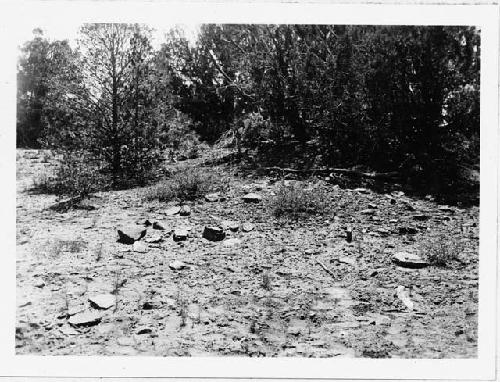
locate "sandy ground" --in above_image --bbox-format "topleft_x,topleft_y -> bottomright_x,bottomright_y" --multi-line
16,149 -> 478,357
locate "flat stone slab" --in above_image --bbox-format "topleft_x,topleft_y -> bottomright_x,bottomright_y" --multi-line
242,193 -> 262,203
133,241 -> 148,253
203,226 -> 225,241
68,311 -> 102,327
169,260 -> 189,270
173,229 -> 188,241
89,294 -> 116,310
392,252 -> 428,269
165,206 -> 181,216
117,226 -> 147,244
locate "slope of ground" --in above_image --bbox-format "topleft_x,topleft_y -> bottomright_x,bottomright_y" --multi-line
15,149 -> 478,358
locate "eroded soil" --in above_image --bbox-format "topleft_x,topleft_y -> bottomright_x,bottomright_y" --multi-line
16,149 -> 478,357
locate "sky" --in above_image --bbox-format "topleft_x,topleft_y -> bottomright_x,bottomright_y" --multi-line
16,22 -> 200,50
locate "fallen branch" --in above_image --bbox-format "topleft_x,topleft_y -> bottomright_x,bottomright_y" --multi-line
263,166 -> 399,180
316,259 -> 336,278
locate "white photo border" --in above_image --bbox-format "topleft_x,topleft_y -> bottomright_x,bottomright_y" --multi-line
0,1 -> 497,379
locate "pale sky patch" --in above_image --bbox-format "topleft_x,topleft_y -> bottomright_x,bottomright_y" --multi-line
16,22 -> 200,50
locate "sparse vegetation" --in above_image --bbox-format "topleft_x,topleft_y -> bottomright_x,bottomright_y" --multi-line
271,182 -> 330,218
144,166 -> 230,202
420,227 -> 465,266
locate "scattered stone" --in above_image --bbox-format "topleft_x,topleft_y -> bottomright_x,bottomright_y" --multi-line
367,203 -> 377,209
398,226 -> 418,235
165,206 -> 181,216
376,227 -> 390,237
117,337 -> 136,346
164,298 -> 177,308
68,311 -> 102,327
396,286 -> 414,311
169,260 -> 189,270
136,326 -> 153,335
179,205 -> 191,216
242,193 -> 262,203
337,256 -> 356,266
346,227 -> 353,243
205,193 -> 222,202
117,226 -> 147,244
152,220 -> 168,230
59,325 -> 79,336
354,188 -> 369,194
223,238 -> 242,247
392,252 -> 428,269
137,218 -> 153,227
173,229 -> 188,241
222,220 -> 240,232
145,234 -> 162,243
413,214 -> 430,221
142,301 -> 162,310
34,279 -> 45,288
439,205 -> 455,213
242,222 -> 255,232
203,226 -> 226,241
89,294 -> 116,310
133,241 -> 148,253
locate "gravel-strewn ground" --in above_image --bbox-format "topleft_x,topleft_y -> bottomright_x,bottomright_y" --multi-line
16,149 -> 478,357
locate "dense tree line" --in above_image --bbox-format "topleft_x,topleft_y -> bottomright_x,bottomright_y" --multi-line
17,24 -> 479,195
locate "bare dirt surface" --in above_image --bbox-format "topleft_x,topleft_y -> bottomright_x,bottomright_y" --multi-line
16,149 -> 478,357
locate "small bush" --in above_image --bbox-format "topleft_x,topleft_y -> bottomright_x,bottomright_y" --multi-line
144,166 -> 230,202
32,152 -> 107,201
420,226 -> 465,266
271,182 -> 330,218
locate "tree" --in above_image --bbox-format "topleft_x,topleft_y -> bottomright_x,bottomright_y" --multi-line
17,29 -> 76,147
44,23 -> 170,188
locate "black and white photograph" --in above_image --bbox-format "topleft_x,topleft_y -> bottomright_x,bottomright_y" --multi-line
1,1 -> 498,380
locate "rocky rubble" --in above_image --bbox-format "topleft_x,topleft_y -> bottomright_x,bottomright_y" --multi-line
15,149 -> 479,358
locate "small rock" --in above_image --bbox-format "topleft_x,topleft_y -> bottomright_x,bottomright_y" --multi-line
89,294 -> 116,310
361,209 -> 376,215
205,193 -> 221,202
133,241 -> 148,253
337,256 -> 356,266
173,229 -> 188,241
367,203 -> 377,209
137,218 -> 153,227
346,227 -> 353,243
398,226 -> 418,235
136,326 -> 153,335
68,311 -> 102,327
439,205 -> 455,213
396,286 -> 414,311
203,226 -> 226,241
34,279 -> 45,288
169,260 -> 188,270
179,205 -> 191,216
117,337 -> 136,346
223,238 -> 242,247
165,206 -> 181,216
222,220 -> 240,232
392,252 -> 428,269
413,214 -> 430,221
242,193 -> 262,203
152,220 -> 168,230
117,226 -> 147,244
354,188 -> 369,194
145,234 -> 162,243
241,222 -> 254,232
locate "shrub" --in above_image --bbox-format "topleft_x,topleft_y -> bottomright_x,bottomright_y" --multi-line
144,166 -> 230,202
271,182 -> 330,218
419,226 -> 465,266
32,151 -> 107,201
